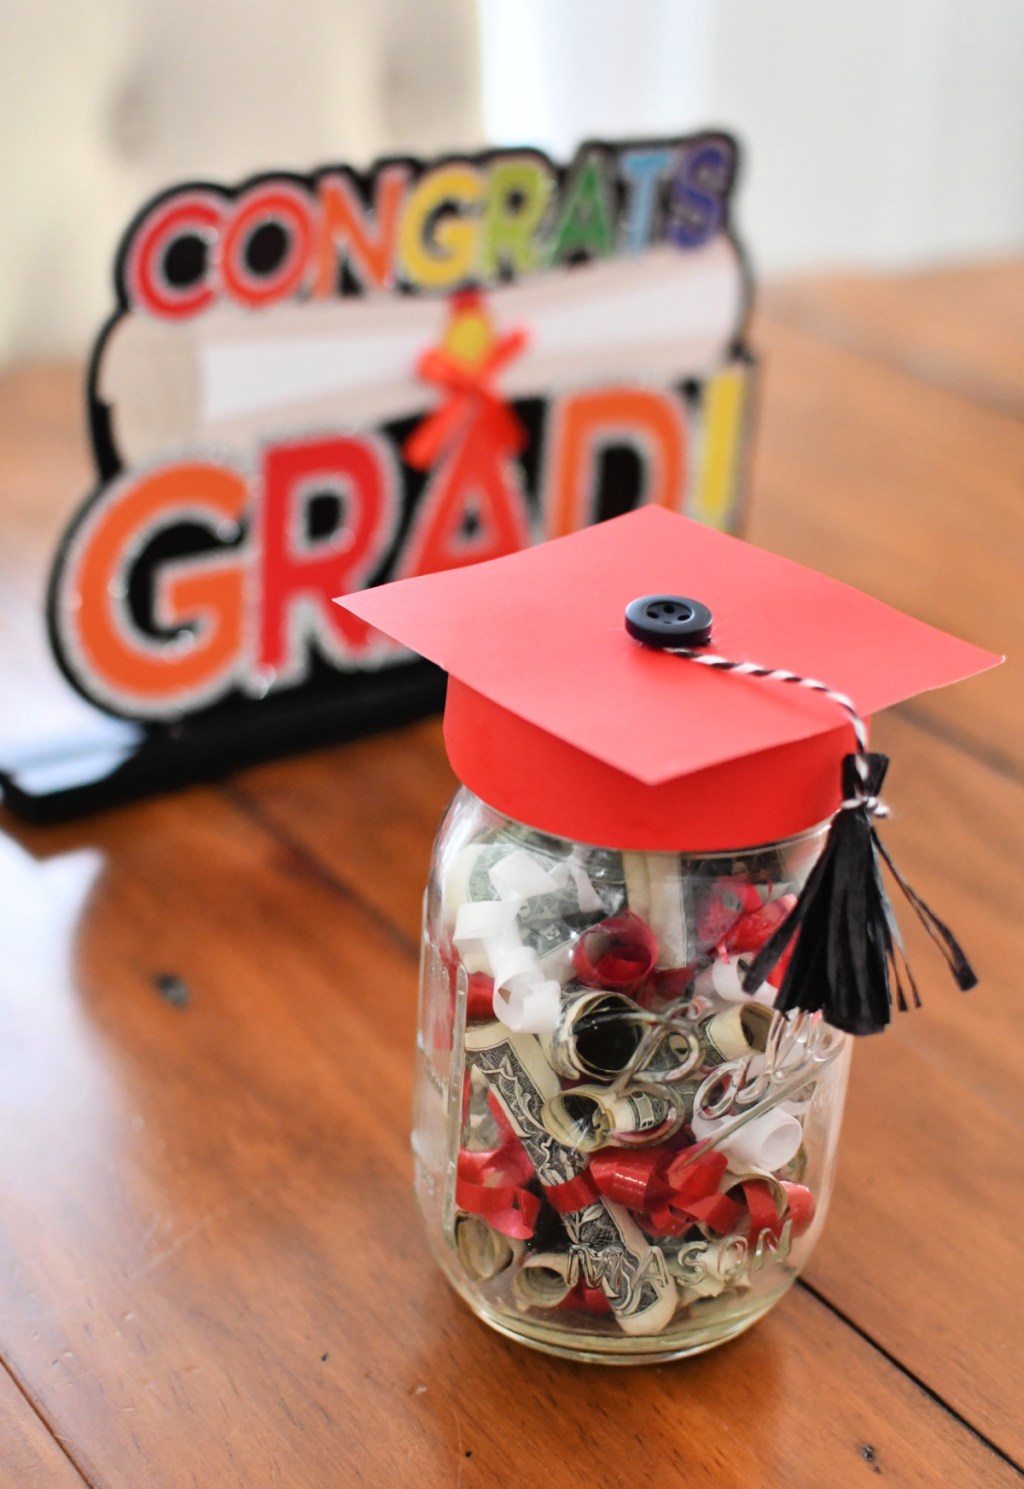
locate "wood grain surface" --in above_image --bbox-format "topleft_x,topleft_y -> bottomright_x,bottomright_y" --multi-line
0,262 -> 1021,1488
763,259 -> 1024,416
0,1363 -> 88,1488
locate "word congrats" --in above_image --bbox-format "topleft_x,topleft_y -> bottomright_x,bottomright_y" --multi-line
50,133 -> 753,724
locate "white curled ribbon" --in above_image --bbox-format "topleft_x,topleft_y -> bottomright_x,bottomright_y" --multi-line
694,955 -> 776,1007
453,848 -> 602,1035
690,1105 -> 803,1173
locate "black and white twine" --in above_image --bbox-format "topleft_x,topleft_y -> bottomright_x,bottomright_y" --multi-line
661,645 -> 975,1036
666,647 -> 884,814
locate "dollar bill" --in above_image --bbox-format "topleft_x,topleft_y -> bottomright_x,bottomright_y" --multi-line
542,1084 -> 677,1152
465,1021 -> 677,1335
623,851 -> 692,969
449,833 -> 626,963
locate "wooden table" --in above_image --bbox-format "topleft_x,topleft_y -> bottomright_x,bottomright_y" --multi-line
0,261 -> 1021,1488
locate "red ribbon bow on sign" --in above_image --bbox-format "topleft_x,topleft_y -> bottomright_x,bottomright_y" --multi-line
403,297 -> 528,475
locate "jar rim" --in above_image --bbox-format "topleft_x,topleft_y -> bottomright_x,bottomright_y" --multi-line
456,785 -> 832,860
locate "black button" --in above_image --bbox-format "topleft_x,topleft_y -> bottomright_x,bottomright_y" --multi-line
624,594 -> 713,648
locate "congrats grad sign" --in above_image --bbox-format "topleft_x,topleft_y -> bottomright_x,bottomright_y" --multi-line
17,133 -> 753,817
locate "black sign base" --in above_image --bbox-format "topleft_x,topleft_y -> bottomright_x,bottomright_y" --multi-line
0,666 -> 446,825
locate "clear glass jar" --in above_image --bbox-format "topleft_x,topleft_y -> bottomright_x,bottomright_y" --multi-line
414,787 -> 851,1363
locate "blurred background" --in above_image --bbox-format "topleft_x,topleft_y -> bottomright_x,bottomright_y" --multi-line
1,0 -> 1022,361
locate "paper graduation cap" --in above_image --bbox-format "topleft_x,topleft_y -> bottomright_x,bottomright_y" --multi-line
339,506 -> 1001,1035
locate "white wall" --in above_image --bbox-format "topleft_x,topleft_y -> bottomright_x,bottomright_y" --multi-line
479,0 -> 1024,275
3,0 -> 1022,358
0,0 -> 483,359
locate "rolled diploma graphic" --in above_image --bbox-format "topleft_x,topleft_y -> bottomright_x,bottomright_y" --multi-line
97,237 -> 746,466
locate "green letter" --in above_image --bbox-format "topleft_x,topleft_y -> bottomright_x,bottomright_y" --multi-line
480,154 -> 555,280
548,150 -> 614,264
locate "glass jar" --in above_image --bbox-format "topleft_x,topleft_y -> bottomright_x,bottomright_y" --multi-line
414,787 -> 851,1363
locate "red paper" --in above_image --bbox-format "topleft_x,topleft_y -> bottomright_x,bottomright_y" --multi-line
338,507 -> 1000,847
339,506 -> 999,783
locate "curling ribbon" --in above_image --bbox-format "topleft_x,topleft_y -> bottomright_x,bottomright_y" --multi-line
573,912 -> 659,993
588,1145 -> 816,1241
466,972 -> 496,1021
720,895 -> 796,956
542,1172 -> 599,1215
456,1137 -> 540,1241
691,1106 -> 804,1172
589,1143 -> 744,1237
738,1179 -> 816,1242
558,1284 -> 613,1315
644,964 -> 698,1006
697,881 -> 763,947
403,310 -> 528,475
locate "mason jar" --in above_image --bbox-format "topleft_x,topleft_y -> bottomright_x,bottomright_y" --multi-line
413,786 -> 851,1364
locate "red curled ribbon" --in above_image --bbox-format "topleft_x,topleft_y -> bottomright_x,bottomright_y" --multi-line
589,1143 -> 744,1237
456,1135 -> 539,1240
697,880 -> 763,947
466,971 -> 496,1020
542,1171 -> 599,1215
588,1145 -> 817,1243
643,963 -> 699,1007
558,1284 -> 612,1315
573,912 -> 659,992
740,1178 -> 816,1241
721,895 -> 797,956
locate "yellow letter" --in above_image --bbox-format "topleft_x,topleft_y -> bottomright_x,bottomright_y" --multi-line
399,164 -> 483,290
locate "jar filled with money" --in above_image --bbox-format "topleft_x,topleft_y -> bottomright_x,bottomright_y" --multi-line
413,788 -> 849,1360
337,506 -> 992,1361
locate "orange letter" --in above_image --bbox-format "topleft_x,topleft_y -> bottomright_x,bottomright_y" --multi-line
315,166 -> 408,294
53,462 -> 248,717
543,387 -> 687,539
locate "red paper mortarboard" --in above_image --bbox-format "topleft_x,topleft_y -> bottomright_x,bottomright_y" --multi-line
338,507 -> 1000,851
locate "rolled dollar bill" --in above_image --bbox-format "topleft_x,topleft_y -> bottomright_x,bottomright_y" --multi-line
646,855 -> 690,970
541,986 -> 643,1081
621,852 -> 651,923
622,851 -> 692,969
464,1021 -> 677,1335
455,1214 -> 522,1282
699,1000 -> 775,1064
541,1084 -> 680,1153
512,1252 -> 573,1309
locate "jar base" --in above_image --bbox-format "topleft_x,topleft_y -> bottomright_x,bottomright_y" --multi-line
442,1263 -> 795,1365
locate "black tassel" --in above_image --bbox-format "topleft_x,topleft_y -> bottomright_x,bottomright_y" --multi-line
741,753 -> 977,1036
